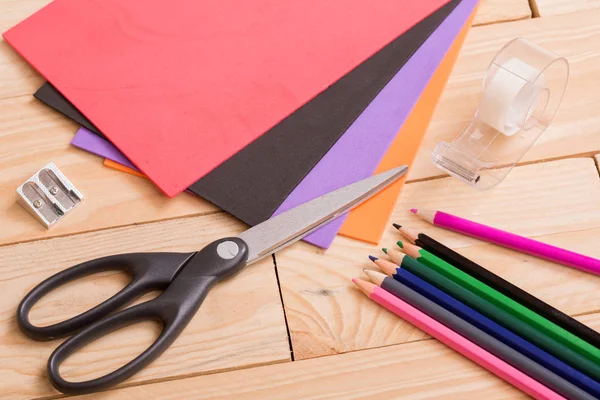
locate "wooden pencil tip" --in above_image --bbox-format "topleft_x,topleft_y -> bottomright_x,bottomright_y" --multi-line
392,223 -> 401,230
395,226 -> 419,244
352,278 -> 375,297
385,249 -> 406,266
369,255 -> 378,262
375,257 -> 401,276
363,269 -> 386,286
397,240 -> 404,249
401,242 -> 423,258
382,248 -> 388,254
411,209 -> 436,224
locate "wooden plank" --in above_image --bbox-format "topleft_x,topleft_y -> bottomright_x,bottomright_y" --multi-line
0,40 -> 42,100
71,313 -> 600,399
0,0 -> 50,32
276,158 -> 600,360
532,0 -> 600,16
0,0 -> 50,99
473,0 -> 531,26
410,10 -> 600,181
0,95 -> 218,246
0,213 -> 290,400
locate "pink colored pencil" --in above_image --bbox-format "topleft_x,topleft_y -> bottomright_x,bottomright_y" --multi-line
411,209 -> 600,276
353,279 -> 564,400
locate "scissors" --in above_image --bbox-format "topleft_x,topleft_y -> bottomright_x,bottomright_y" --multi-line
17,165 -> 407,395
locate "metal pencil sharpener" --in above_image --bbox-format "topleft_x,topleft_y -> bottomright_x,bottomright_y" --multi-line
16,163 -> 83,228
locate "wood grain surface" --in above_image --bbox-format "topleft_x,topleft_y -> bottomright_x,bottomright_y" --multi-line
531,0 -> 600,16
475,0 -> 531,25
276,158 -> 600,360
0,213 -> 289,399
4,0 -> 600,399
0,0 -> 50,99
72,312 -> 600,400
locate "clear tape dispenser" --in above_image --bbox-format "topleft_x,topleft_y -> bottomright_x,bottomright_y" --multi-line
432,38 -> 569,189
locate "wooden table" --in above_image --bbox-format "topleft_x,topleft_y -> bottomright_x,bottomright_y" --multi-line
1,0 -> 600,398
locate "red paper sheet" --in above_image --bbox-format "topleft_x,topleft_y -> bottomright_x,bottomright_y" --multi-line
4,0 -> 448,196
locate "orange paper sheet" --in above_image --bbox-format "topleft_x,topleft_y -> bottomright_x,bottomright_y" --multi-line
104,159 -> 147,179
339,6 -> 477,244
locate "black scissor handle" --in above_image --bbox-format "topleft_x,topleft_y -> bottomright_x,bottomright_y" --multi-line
47,237 -> 249,395
17,252 -> 195,341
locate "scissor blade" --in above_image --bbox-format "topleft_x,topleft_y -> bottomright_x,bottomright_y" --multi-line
238,166 -> 408,264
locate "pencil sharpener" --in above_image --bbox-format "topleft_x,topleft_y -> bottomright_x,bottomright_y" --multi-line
16,163 -> 83,228
431,38 -> 569,190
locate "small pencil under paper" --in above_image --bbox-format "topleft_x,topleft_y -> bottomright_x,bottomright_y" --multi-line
352,278 -> 565,400
411,209 -> 600,275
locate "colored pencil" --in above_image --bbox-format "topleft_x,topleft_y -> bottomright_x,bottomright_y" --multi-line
352,278 -> 565,400
363,269 -> 595,400
393,224 -> 600,351
409,208 -> 600,276
369,256 -> 600,398
379,250 -> 600,381
396,241 -> 600,366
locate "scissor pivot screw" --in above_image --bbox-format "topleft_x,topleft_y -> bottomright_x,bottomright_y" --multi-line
217,241 -> 239,259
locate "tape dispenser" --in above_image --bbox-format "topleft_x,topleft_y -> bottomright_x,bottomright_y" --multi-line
432,38 -> 569,189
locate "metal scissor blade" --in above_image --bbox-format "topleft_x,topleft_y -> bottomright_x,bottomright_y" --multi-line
238,165 -> 408,264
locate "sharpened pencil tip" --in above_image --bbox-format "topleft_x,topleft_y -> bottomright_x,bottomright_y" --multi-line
352,278 -> 375,296
410,208 -> 418,214
392,223 -> 401,230
369,255 -> 378,262
397,241 -> 404,249
382,248 -> 388,254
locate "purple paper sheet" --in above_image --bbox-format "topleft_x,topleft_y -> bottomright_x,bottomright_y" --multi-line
272,0 -> 478,248
72,127 -> 137,170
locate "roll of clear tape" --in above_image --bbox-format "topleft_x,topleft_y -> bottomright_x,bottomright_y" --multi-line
478,58 -> 545,136
432,38 -> 569,190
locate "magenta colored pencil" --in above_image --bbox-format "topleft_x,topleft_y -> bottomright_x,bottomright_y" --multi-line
410,209 -> 600,276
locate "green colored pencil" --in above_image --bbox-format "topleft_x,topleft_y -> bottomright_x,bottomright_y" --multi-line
382,249 -> 600,382
397,241 -> 600,366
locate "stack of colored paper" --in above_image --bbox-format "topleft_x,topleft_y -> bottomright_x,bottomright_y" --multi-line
3,0 -> 479,248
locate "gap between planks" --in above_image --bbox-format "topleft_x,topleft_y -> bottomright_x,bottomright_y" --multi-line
275,158 -> 600,360
408,154 -> 600,184
0,208 -> 223,249
529,0 -> 541,17
5,154 -> 596,251
66,312 -> 600,399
